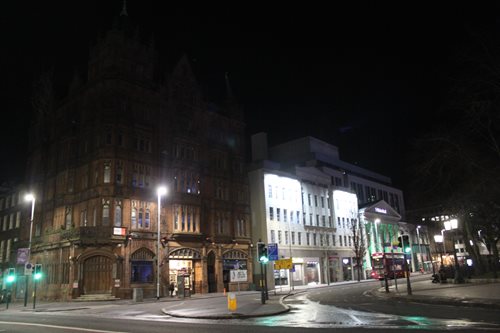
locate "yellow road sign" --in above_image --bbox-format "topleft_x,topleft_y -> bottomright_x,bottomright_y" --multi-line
274,258 -> 292,270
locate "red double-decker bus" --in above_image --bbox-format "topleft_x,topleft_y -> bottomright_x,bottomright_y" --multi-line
370,252 -> 405,280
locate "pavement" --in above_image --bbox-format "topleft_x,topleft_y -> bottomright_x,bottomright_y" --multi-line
1,274 -> 499,319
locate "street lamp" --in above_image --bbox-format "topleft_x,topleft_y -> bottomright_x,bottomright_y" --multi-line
444,218 -> 463,283
156,186 -> 167,300
24,193 -> 36,307
434,234 -> 444,268
416,225 -> 423,272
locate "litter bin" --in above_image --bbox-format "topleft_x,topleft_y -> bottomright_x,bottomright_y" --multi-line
133,288 -> 143,302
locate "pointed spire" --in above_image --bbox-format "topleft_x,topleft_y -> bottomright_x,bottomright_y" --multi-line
120,0 -> 128,16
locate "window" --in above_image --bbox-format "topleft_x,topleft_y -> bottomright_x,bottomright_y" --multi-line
277,208 -> 281,222
306,233 -> 310,246
316,214 -> 319,226
114,205 -> 122,227
269,207 -> 274,220
328,216 -> 332,227
116,163 -> 123,184
131,260 -> 154,284
81,210 -> 87,227
309,214 -> 313,225
9,214 -> 14,229
144,209 -> 150,228
308,194 -> 311,206
284,209 -> 287,222
320,234 -> 324,246
322,216 -> 326,227
344,235 -> 347,247
102,204 -> 109,226
339,235 -> 343,246
104,163 -> 111,183
138,209 -> 143,228
290,210 -> 293,223
348,236 -> 352,247
285,231 -> 289,245
291,231 -> 295,245
326,234 -> 330,246
314,195 -> 318,207
337,217 -> 341,227
131,208 -> 137,229
278,230 -> 282,244
313,233 -> 317,246
296,211 -> 300,224
270,230 -> 276,243
321,196 -> 324,208
332,235 -> 336,246
298,232 -> 302,245
65,207 -> 72,229
268,185 -> 272,198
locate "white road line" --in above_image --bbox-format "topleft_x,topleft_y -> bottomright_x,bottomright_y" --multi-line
0,321 -> 128,333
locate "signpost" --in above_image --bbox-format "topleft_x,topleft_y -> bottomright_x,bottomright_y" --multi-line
267,243 -> 279,261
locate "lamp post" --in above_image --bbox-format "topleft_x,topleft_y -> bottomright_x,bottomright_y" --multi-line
444,218 -> 464,283
24,193 -> 36,307
156,186 -> 167,300
416,225 -> 423,272
434,234 -> 444,267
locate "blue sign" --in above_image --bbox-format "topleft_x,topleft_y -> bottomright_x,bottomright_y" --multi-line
268,243 -> 279,261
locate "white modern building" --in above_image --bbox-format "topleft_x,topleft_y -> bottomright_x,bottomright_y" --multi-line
249,133 -> 406,290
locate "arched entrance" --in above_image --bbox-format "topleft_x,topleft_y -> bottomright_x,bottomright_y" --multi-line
83,255 -> 113,294
207,251 -> 217,293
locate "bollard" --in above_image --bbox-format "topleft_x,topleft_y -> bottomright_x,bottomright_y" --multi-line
227,292 -> 237,312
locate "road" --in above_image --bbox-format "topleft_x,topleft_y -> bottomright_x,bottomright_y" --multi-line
0,277 -> 499,332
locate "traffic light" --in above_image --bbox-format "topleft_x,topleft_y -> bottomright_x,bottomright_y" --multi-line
257,242 -> 268,263
397,236 -> 402,248
33,264 -> 43,280
402,235 -> 411,253
6,268 -> 16,283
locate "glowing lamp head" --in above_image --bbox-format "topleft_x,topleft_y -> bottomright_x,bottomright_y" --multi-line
25,193 -> 35,202
157,186 -> 167,197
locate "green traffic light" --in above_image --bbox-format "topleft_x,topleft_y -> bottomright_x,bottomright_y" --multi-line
259,255 -> 269,263
34,272 -> 42,280
6,275 -> 15,283
405,247 -> 411,253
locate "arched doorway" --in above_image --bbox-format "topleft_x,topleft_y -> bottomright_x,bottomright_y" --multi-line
83,255 -> 113,294
207,251 -> 217,293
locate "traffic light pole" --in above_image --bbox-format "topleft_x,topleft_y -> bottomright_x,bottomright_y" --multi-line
260,262 -> 265,304
33,277 -> 38,309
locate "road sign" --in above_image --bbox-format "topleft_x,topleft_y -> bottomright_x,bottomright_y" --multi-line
274,258 -> 292,270
230,269 -> 247,282
267,243 -> 279,261
24,262 -> 33,276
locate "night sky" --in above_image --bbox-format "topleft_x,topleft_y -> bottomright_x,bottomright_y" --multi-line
2,1 -> 499,191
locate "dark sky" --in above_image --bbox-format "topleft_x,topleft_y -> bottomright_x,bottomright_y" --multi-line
2,1 -> 499,190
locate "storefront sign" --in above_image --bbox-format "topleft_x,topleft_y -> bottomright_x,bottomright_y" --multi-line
375,207 -> 387,214
230,269 -> 247,282
113,227 -> 126,236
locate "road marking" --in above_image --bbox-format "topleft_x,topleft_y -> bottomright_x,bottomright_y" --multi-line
0,321 -> 128,333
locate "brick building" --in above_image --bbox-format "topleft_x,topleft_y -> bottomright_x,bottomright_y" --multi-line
23,12 -> 252,300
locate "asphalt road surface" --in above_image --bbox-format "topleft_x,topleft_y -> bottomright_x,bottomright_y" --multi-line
0,277 -> 498,332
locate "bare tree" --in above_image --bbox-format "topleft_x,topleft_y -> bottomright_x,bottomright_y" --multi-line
351,217 -> 367,282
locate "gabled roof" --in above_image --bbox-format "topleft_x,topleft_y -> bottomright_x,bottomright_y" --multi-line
359,200 -> 401,223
